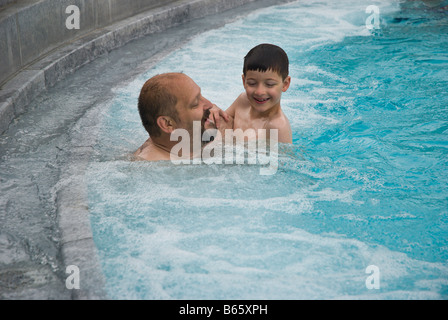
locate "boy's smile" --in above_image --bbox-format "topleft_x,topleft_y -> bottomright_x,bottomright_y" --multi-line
242,69 -> 290,114
253,96 -> 270,104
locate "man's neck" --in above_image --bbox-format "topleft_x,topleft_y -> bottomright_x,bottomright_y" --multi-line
151,139 -> 173,155
134,137 -> 171,161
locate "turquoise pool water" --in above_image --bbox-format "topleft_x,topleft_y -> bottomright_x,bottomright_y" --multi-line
88,0 -> 448,299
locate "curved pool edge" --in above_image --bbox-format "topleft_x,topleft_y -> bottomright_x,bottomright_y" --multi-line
44,0 -> 297,300
58,103 -> 108,299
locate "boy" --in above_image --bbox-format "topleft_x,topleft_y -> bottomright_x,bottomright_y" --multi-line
225,43 -> 292,143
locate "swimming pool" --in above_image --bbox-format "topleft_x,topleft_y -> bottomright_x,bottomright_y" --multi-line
88,0 -> 448,299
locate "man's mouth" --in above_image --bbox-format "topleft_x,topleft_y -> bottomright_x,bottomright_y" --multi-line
253,97 -> 270,104
201,110 -> 217,143
202,110 -> 211,123
201,110 -> 216,130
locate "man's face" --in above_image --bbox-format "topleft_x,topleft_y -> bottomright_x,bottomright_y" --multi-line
173,75 -> 213,135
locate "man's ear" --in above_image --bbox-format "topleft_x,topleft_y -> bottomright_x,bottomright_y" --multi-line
282,76 -> 291,92
156,116 -> 176,134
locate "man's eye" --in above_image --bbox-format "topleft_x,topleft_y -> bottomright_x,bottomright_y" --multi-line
191,100 -> 199,108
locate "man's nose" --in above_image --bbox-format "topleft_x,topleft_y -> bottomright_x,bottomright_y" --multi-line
202,97 -> 213,110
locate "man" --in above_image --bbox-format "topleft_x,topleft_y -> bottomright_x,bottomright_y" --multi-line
134,72 -> 231,161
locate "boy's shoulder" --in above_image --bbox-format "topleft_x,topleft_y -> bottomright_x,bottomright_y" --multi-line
234,92 -> 250,109
225,92 -> 249,118
265,109 -> 292,143
266,108 -> 290,128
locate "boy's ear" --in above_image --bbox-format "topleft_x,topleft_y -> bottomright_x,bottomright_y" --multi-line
282,76 -> 291,92
156,116 -> 176,134
241,74 -> 246,86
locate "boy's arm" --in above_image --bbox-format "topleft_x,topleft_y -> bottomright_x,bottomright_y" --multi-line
208,92 -> 247,130
277,127 -> 293,144
225,92 -> 246,118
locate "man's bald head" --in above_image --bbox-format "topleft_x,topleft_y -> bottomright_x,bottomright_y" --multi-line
138,73 -> 187,137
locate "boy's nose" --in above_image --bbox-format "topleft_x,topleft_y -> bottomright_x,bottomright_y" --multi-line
254,85 -> 265,96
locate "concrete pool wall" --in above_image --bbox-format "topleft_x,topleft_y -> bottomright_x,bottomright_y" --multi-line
0,0 -> 295,299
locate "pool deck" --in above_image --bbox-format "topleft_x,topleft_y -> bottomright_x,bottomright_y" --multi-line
0,0 -> 295,299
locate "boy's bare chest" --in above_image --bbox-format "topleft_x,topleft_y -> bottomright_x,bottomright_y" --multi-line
234,108 -> 269,132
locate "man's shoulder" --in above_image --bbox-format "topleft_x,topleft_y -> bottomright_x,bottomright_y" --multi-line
133,138 -> 171,161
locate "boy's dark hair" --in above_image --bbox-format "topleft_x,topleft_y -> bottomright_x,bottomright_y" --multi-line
243,44 -> 289,80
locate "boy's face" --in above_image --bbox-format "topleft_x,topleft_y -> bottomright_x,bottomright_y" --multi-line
242,69 -> 291,113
